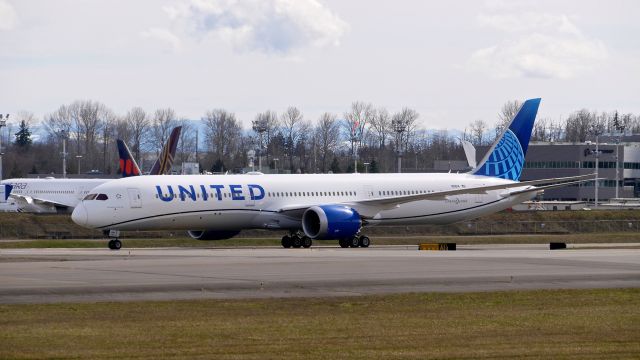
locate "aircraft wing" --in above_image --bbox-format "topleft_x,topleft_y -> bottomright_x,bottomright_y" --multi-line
352,174 -> 595,207
10,194 -> 71,211
276,174 -> 595,218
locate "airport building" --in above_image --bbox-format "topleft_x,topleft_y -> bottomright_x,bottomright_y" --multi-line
520,138 -> 640,201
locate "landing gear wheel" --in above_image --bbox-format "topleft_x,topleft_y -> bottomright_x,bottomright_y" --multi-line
358,236 -> 370,248
339,238 -> 349,248
281,235 -> 292,248
292,236 -> 302,248
108,239 -> 121,250
302,236 -> 312,248
349,237 -> 360,248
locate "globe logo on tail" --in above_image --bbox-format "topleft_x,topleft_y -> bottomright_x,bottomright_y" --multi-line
476,129 -> 525,181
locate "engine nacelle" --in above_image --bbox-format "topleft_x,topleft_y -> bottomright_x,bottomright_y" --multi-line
187,230 -> 240,241
302,205 -> 361,240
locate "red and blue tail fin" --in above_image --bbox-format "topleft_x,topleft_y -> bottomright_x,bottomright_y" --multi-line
472,98 -> 541,181
117,139 -> 142,177
149,126 -> 182,175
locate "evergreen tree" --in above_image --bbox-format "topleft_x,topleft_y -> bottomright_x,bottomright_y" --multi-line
370,159 -> 379,173
14,120 -> 32,147
329,157 -> 341,173
211,159 -> 226,173
346,163 -> 354,173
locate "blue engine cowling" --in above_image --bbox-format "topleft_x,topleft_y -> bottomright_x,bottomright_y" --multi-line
302,205 -> 361,240
187,230 -> 241,240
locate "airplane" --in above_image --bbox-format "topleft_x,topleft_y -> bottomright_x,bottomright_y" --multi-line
71,98 -> 595,250
0,126 -> 182,213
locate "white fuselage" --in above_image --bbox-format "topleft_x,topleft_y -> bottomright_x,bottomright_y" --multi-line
1,178 -> 108,213
72,173 -> 535,231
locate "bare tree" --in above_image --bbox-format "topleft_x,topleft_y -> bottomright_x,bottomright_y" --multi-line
202,109 -> 241,172
369,107 -> 391,149
151,108 -> 176,156
176,119 -> 197,164
469,119 -> 487,146
44,105 -> 73,143
565,109 -> 592,142
124,107 -> 149,164
315,113 -> 341,173
392,107 -> 419,151
344,101 -> 374,148
281,106 -> 303,172
531,118 -> 549,142
100,110 -> 117,173
253,110 -> 279,165
497,100 -> 522,128
67,100 -> 109,169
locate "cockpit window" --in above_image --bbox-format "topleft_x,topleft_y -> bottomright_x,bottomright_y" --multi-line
83,194 -> 97,200
96,194 -> 109,201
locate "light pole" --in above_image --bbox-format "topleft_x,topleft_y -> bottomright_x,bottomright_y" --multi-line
392,117 -> 407,173
364,162 -> 370,173
594,136 -> 600,208
76,155 -> 83,175
615,138 -> 620,199
0,114 -> 7,181
273,158 -> 279,174
252,119 -> 268,172
60,129 -> 68,178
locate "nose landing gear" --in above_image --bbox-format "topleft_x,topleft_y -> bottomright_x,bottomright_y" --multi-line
104,229 -> 122,250
108,239 -> 122,250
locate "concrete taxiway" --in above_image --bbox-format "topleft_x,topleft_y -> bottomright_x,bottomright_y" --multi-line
1,245 -> 639,304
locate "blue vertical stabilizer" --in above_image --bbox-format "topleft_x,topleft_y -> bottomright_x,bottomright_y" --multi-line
472,98 -> 541,181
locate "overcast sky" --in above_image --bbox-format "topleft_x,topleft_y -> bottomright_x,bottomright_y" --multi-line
1,0 -> 639,130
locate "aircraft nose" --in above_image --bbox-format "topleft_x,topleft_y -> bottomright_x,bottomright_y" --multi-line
72,202 -> 88,227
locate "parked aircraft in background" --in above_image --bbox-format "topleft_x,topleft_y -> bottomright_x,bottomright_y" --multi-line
72,99 -> 595,250
0,127 -> 182,213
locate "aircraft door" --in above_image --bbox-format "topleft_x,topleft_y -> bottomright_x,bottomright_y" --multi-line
127,188 -> 142,208
363,185 -> 374,199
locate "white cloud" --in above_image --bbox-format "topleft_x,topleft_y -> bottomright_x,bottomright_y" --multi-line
0,0 -> 18,31
160,0 -> 349,54
469,10 -> 607,79
141,27 -> 182,52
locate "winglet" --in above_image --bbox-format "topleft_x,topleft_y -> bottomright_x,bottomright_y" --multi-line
472,98 -> 541,181
150,126 -> 182,175
117,139 -> 142,177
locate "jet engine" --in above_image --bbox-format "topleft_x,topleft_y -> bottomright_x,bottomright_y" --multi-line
302,205 -> 361,240
187,230 -> 241,240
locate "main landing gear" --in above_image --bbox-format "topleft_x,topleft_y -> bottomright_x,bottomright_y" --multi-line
338,235 -> 370,248
104,229 -> 122,250
281,232 -> 312,248
280,232 -> 371,249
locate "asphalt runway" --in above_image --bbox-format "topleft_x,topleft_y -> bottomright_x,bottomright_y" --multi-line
1,245 -> 639,304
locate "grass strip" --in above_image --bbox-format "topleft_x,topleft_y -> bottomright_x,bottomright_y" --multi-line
0,289 -> 638,359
